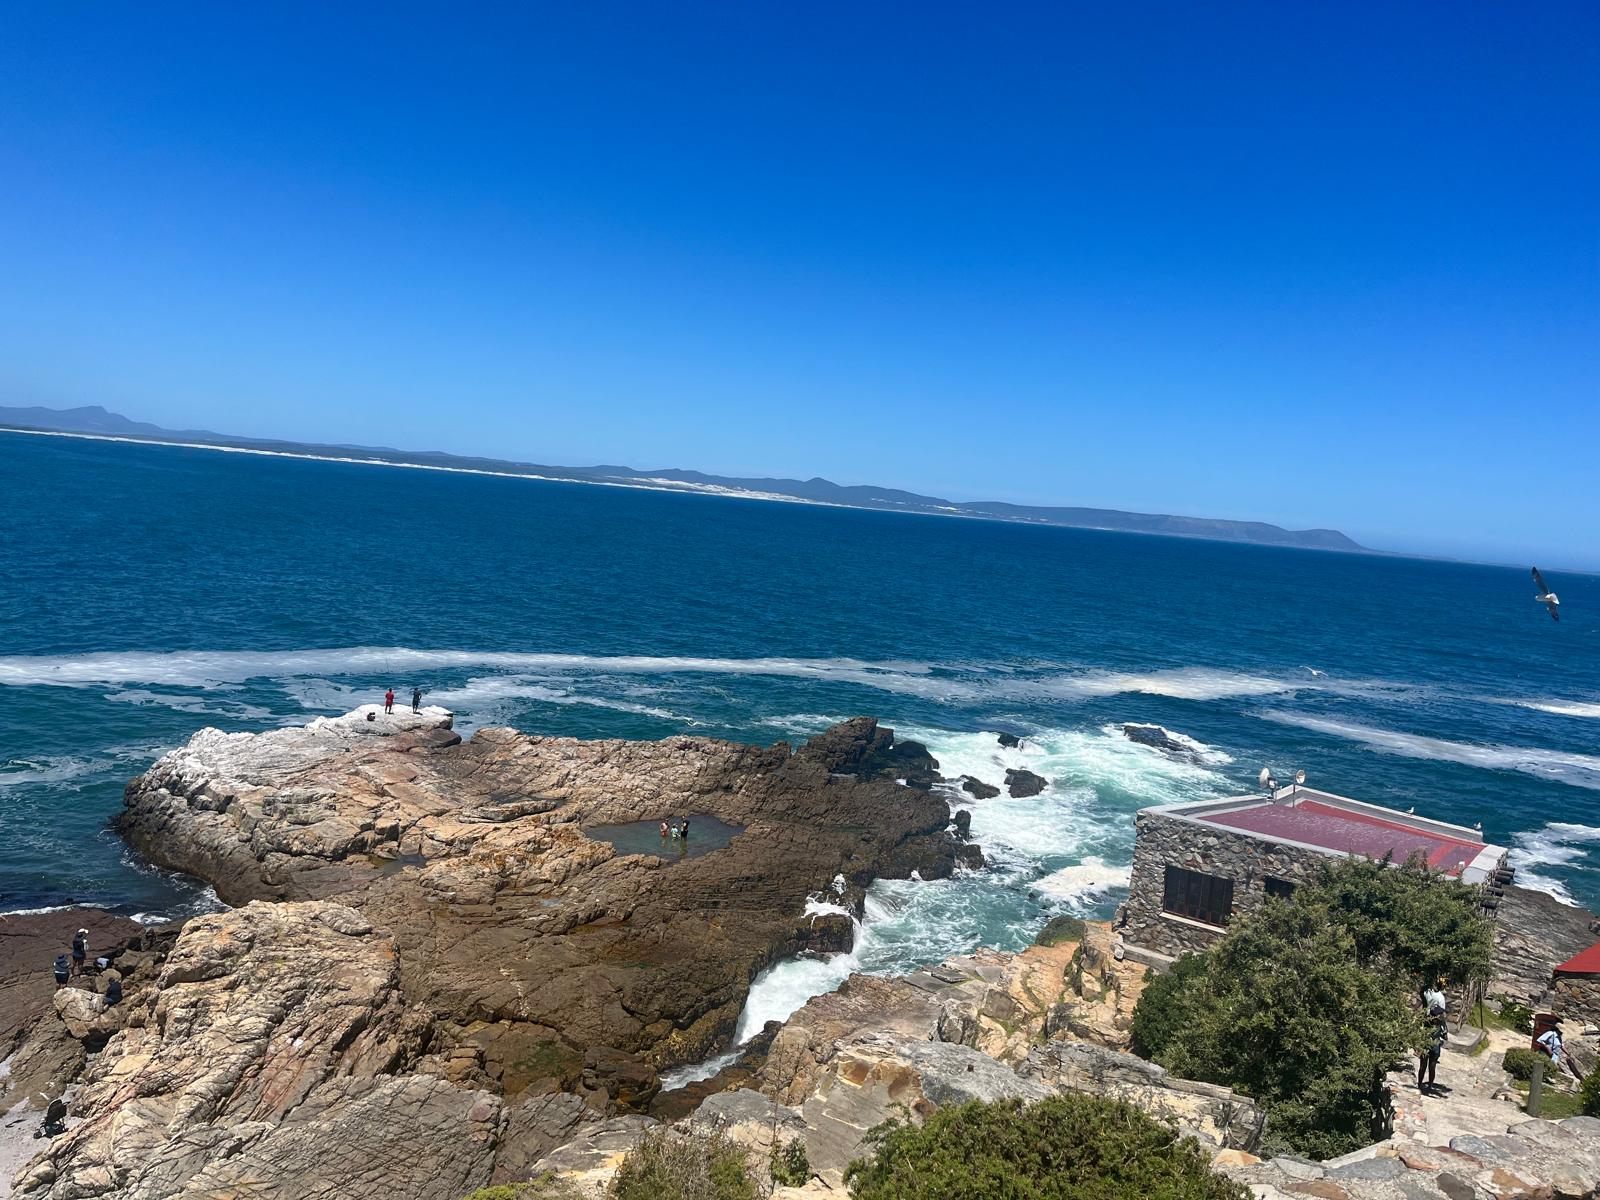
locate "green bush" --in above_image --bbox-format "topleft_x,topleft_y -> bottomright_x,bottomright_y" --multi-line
611,1128 -> 758,1200
461,1180 -> 582,1200
1502,1047 -> 1542,1082
1125,857 -> 1499,1159
843,1095 -> 1249,1200
1130,954 -> 1207,1059
1580,1063 -> 1600,1117
770,1136 -> 810,1187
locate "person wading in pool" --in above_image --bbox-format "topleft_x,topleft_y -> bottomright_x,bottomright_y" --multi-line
384,688 -> 395,714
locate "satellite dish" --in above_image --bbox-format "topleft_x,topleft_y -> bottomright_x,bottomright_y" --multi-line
1295,769 -> 1306,786
1258,767 -> 1272,789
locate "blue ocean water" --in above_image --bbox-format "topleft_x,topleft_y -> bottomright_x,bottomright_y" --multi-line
3,430 -> 1598,989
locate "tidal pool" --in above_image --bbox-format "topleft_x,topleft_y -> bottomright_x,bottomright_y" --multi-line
583,814 -> 745,862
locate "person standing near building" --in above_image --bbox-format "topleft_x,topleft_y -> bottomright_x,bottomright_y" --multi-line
384,688 -> 395,714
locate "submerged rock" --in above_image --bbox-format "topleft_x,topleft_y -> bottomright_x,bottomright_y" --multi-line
1121,722 -> 1203,761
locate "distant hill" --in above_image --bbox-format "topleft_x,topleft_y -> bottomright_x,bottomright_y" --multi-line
0,404 -> 1364,552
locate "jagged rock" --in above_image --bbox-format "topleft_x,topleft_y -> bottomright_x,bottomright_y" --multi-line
581,1045 -> 660,1113
116,712 -> 967,1083
997,733 -> 1022,749
687,1088 -> 806,1161
1018,1041 -> 1264,1150
952,809 -> 973,840
961,777 -> 1000,800
1004,769 -> 1047,798
1121,723 -> 1203,761
0,910 -> 146,1114
11,900 -> 503,1200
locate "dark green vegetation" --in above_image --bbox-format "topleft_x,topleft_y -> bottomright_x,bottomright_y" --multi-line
1501,1047 -> 1542,1082
770,1137 -> 810,1188
1582,1063 -> 1600,1117
460,1181 -> 581,1200
1131,856 -> 1494,1159
842,1095 -> 1249,1200
610,1129 -> 758,1200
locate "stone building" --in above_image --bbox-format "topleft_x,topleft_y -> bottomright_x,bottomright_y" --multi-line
1552,942 -> 1600,1027
1121,785 -> 1506,960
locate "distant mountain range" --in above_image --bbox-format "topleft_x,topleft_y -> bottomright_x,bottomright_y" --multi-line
1,404 -> 1363,551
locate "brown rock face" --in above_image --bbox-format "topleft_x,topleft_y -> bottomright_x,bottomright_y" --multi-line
114,712 -> 963,1089
12,901 -> 504,1200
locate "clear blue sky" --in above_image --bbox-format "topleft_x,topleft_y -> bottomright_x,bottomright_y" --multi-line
2,4 -> 1596,566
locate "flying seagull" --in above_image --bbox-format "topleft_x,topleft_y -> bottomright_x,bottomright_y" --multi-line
1532,567 -> 1560,622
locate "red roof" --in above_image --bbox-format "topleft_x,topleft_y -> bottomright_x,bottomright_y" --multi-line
1555,941 -> 1600,977
1196,798 -> 1484,874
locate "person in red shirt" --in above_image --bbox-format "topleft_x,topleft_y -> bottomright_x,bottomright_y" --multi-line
384,688 -> 395,714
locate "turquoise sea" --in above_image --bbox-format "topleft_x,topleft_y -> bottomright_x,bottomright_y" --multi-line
3,430 -> 1597,1021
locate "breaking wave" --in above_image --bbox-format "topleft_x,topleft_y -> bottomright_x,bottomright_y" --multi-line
1507,823 -> 1600,906
1258,712 -> 1600,791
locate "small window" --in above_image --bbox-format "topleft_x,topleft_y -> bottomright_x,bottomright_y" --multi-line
1264,877 -> 1296,901
1162,865 -> 1234,927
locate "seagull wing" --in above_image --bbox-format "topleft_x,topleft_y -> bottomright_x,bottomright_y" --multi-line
1546,598 -> 1560,621
1533,567 -> 1550,595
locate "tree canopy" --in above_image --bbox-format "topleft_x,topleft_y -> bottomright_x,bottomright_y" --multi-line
1131,855 -> 1492,1158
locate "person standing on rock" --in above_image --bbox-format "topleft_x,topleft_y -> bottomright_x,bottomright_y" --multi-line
411,687 -> 423,714
384,688 -> 395,714
71,928 -> 88,976
1417,996 -> 1447,1094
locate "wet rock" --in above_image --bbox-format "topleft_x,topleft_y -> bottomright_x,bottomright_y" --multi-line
997,733 -> 1022,749
1003,769 -> 1047,798
952,809 -> 973,839
1121,723 -> 1203,761
961,777 -> 1000,800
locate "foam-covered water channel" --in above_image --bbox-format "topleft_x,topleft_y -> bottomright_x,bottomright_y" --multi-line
583,814 -> 744,861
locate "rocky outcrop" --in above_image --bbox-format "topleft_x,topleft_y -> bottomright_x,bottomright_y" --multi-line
996,733 -> 1022,749
0,911 -> 160,1117
1004,768 -> 1047,798
114,711 -> 965,1089
960,776 -> 1000,800
1494,884 -> 1600,1006
1227,1117 -> 1600,1200
12,901 -> 505,1200
1122,723 -> 1203,761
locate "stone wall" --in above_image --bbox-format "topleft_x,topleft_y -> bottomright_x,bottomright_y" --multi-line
1121,809 -> 1337,958
1554,975 -> 1600,1027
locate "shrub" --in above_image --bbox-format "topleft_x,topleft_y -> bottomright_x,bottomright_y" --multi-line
770,1136 -> 810,1187
1502,1047 -> 1542,1082
1130,954 -> 1207,1059
1581,1063 -> 1600,1117
843,1095 -> 1249,1200
461,1180 -> 582,1200
610,1128 -> 758,1200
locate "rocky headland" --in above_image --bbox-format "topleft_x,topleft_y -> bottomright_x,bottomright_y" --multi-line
8,713 -> 1600,1199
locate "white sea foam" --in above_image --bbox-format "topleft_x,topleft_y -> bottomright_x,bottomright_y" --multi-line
0,645 -> 1398,713
0,647 -> 955,698
1037,667 -> 1295,702
1516,700 -> 1600,720
1506,823 -> 1600,905
129,884 -> 228,925
1034,857 -> 1132,906
1259,712 -> 1600,791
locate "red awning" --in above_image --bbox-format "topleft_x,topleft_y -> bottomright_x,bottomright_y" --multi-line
1554,941 -> 1600,977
